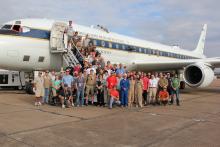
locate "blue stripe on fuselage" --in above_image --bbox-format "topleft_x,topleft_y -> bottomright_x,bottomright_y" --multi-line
19,29 -> 50,40
0,28 -> 50,40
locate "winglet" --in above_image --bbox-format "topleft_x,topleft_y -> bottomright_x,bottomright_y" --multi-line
193,24 -> 207,54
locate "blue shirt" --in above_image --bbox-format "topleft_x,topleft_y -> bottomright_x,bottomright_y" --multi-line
116,68 -> 125,75
120,78 -> 130,91
62,75 -> 74,87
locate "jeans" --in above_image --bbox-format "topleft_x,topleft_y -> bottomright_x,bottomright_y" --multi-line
76,89 -> 84,106
121,90 -> 128,106
109,97 -> 121,109
171,88 -> 180,104
44,88 -> 49,103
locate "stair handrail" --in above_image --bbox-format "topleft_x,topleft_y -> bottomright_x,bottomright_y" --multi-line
72,43 -> 84,63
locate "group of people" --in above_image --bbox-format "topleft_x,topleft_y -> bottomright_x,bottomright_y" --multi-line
33,20 -> 181,109
33,65 -> 181,109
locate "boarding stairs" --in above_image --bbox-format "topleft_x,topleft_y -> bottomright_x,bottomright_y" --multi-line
50,22 -> 84,67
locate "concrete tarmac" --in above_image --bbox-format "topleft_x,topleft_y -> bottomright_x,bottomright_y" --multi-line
0,80 -> 220,147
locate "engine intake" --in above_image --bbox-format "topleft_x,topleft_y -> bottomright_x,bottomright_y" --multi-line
184,63 -> 214,88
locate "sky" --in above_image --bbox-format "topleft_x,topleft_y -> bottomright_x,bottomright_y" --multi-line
0,0 -> 219,58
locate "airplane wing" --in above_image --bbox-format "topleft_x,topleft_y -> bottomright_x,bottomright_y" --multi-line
133,57 -> 220,71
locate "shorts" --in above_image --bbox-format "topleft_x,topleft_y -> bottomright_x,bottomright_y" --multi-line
35,88 -> 44,97
86,85 -> 95,96
149,88 -> 157,98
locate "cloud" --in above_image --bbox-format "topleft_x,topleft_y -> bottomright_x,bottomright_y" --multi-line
0,0 -> 219,58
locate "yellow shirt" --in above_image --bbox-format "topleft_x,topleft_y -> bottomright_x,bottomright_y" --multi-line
44,76 -> 51,88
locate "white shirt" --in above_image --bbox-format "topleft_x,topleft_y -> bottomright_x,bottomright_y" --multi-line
149,78 -> 158,88
86,68 -> 96,75
66,26 -> 73,36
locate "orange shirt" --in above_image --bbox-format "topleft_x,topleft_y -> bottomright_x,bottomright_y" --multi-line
159,91 -> 169,101
110,89 -> 119,100
107,76 -> 118,89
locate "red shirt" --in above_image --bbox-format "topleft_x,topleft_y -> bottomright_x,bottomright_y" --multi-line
74,66 -> 81,73
107,76 -> 117,89
110,89 -> 119,100
159,91 -> 169,101
142,77 -> 149,90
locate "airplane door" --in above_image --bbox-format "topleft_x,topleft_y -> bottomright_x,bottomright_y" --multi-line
0,75 -> 8,84
50,22 -> 67,52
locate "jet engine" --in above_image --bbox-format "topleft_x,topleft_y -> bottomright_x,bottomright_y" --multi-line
183,63 -> 214,88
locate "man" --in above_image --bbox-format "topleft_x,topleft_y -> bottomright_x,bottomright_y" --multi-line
61,69 -> 75,106
50,70 -> 56,81
82,34 -> 90,49
73,31 -> 80,45
109,86 -> 121,109
116,63 -> 125,75
142,73 -> 149,105
75,72 -> 85,107
166,73 -> 173,100
158,74 -> 168,96
148,75 -> 158,105
106,71 -> 118,105
120,73 -> 130,107
59,84 -> 73,108
116,73 -> 123,103
43,70 -> 51,104
66,20 -> 74,42
159,87 -> 169,106
33,72 -> 44,106
85,69 -> 96,105
158,75 -> 169,91
86,64 -> 96,75
103,70 -> 109,105
171,74 -> 181,106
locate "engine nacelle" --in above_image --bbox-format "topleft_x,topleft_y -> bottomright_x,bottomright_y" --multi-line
183,63 -> 214,88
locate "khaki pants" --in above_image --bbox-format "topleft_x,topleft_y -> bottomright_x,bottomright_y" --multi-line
136,91 -> 143,107
149,88 -> 157,103
85,85 -> 95,96
128,89 -> 135,107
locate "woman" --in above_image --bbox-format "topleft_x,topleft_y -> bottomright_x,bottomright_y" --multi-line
96,74 -> 105,106
135,75 -> 143,108
128,76 -> 135,107
51,75 -> 61,105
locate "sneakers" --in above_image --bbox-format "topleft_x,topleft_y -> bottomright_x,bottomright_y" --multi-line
72,103 -> 75,107
34,102 -> 42,106
62,104 -> 65,108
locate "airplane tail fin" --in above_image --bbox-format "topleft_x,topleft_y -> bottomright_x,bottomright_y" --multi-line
193,24 -> 207,55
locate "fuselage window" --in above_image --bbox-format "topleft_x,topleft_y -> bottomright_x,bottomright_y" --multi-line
122,45 -> 125,50
38,56 -> 45,62
109,42 -> 112,48
23,55 -> 30,62
115,44 -> 119,49
156,50 -> 160,56
139,48 -> 142,53
101,40 -> 105,47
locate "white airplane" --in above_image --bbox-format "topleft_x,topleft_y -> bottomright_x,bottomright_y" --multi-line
0,18 -> 220,89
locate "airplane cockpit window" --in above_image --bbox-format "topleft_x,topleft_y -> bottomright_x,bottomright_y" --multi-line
1,25 -> 12,30
12,25 -> 21,32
